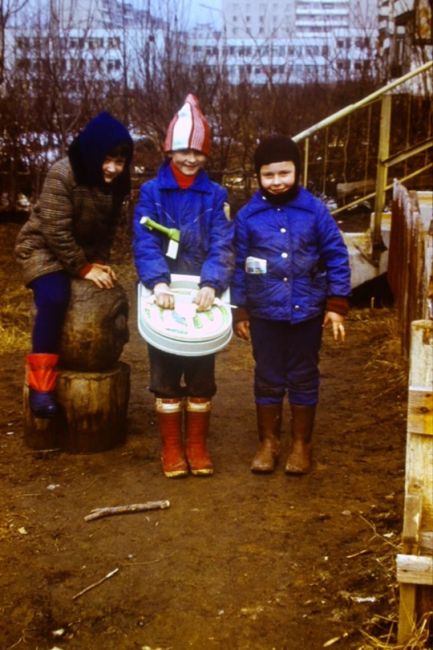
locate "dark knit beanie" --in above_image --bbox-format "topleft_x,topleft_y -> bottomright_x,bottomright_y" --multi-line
254,135 -> 300,174
254,135 -> 301,204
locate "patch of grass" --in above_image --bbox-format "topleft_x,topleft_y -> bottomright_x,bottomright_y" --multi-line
360,611 -> 433,649
0,222 -> 32,352
349,307 -> 408,407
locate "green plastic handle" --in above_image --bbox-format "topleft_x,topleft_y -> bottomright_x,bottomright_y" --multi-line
140,216 -> 180,242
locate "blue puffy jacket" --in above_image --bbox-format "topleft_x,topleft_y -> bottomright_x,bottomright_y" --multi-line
231,187 -> 351,323
133,161 -> 234,293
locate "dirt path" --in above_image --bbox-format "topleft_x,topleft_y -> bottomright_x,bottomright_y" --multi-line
0,281 -> 407,649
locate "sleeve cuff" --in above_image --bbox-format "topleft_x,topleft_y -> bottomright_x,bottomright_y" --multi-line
232,306 -> 250,323
326,296 -> 350,316
79,263 -> 93,278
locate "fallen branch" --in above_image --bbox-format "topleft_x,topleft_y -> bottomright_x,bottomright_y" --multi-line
84,500 -> 170,522
72,567 -> 119,600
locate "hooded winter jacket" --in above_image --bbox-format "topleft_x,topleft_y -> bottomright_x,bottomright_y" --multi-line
133,160 -> 234,294
15,112 -> 133,286
231,187 -> 351,323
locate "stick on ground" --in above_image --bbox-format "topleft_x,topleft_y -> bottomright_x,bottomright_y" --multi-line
72,568 -> 119,600
84,500 -> 170,522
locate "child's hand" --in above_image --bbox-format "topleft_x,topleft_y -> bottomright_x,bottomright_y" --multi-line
153,283 -> 175,309
194,286 -> 215,312
324,311 -> 346,342
84,263 -> 116,289
234,320 -> 250,341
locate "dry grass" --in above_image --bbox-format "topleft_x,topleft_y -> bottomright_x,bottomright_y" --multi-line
0,222 -> 32,353
359,612 -> 433,649
349,307 -> 408,407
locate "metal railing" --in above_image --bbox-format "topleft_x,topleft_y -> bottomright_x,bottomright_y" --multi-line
292,60 -> 433,259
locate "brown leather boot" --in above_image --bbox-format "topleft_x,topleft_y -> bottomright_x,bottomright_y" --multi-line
285,404 -> 315,475
155,398 -> 188,478
185,397 -> 213,476
250,403 -> 282,473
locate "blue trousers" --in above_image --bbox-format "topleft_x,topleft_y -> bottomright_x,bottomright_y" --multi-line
250,315 -> 323,406
29,272 -> 71,353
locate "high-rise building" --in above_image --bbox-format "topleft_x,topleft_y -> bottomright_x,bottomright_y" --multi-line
189,0 -> 378,83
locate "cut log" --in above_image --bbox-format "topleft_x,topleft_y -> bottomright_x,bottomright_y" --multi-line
23,362 -> 130,453
59,279 -> 129,371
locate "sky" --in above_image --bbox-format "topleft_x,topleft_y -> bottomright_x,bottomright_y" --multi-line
169,0 -> 223,27
189,0 -> 222,23
19,0 -> 223,29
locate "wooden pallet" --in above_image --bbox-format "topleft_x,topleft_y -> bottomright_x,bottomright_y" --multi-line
397,320 -> 433,642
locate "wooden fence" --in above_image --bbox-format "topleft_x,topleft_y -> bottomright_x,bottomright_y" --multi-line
388,182 -> 433,642
388,182 -> 433,356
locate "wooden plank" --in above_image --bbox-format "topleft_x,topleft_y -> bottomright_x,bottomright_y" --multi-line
397,554 -> 433,586
405,321 -> 433,530
402,494 -> 423,549
420,532 -> 433,554
398,584 -> 417,643
408,321 -> 433,388
407,388 -> 433,436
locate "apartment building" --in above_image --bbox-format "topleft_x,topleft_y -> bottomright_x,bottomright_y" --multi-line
8,0 -> 159,86
189,0 -> 378,83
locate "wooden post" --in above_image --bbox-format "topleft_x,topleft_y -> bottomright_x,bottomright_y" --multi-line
373,93 -> 392,257
398,320 -> 433,643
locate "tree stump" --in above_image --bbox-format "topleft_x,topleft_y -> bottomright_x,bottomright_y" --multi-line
23,362 -> 130,453
23,279 -> 131,452
59,279 -> 129,371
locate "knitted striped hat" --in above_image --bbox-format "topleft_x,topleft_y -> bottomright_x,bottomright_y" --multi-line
164,94 -> 211,156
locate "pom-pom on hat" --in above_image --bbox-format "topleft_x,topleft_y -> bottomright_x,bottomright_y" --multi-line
164,94 -> 211,156
254,134 -> 300,174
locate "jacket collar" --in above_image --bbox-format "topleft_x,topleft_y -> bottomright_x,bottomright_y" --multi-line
245,187 -> 310,216
157,159 -> 213,193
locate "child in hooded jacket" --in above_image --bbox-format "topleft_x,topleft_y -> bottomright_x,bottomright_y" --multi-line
133,94 -> 234,479
231,135 -> 351,475
15,112 -> 133,418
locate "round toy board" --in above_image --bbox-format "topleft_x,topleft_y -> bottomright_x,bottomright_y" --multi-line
137,275 -> 233,356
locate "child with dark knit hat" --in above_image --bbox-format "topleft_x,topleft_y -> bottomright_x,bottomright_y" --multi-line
15,112 -> 133,418
133,94 -> 234,479
231,134 -> 351,475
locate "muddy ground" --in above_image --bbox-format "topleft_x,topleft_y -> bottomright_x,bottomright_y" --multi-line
0,222 -> 409,650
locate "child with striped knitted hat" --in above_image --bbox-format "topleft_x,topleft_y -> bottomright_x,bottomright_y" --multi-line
133,94 -> 234,479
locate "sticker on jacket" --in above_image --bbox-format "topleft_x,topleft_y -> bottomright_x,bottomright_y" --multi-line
245,256 -> 267,274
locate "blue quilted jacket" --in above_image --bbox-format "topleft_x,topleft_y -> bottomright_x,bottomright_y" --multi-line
133,161 -> 234,293
231,187 -> 351,323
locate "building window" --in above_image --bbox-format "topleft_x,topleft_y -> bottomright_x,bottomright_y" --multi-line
108,37 -> 121,48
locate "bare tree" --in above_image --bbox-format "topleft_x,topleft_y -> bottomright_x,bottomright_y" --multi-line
0,0 -> 30,84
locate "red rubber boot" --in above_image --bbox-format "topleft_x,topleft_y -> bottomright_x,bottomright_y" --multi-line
26,353 -> 59,418
155,398 -> 188,478
185,397 -> 213,476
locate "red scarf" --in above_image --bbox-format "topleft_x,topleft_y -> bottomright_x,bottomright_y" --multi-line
170,161 -> 196,189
